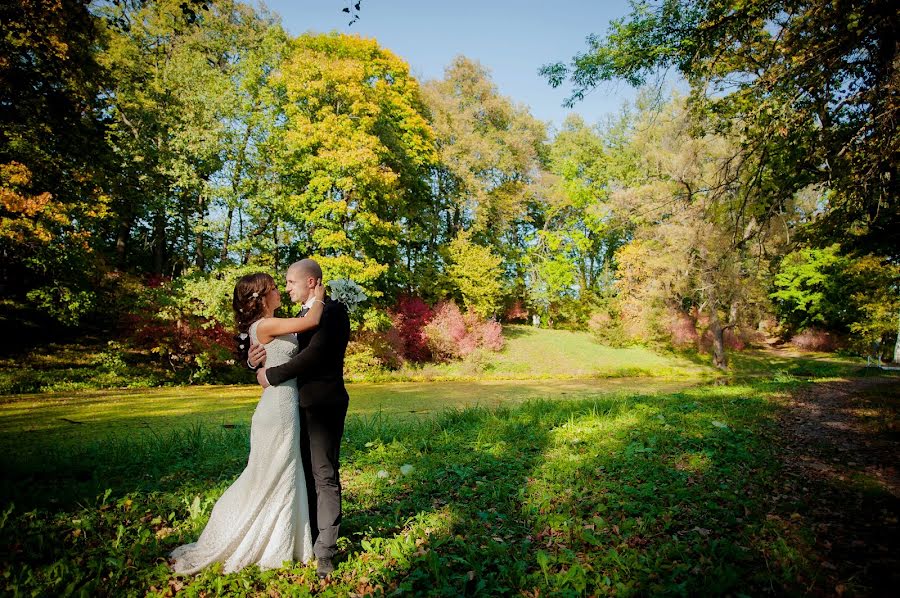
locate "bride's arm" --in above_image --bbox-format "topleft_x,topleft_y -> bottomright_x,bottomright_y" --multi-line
255,283 -> 326,342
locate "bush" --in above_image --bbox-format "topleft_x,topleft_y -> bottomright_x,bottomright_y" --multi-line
504,300 -> 528,322
343,341 -> 388,380
665,310 -> 700,349
122,277 -> 236,382
587,309 -> 630,347
790,328 -> 841,352
389,295 -> 434,362
423,302 -> 504,361
351,330 -> 404,370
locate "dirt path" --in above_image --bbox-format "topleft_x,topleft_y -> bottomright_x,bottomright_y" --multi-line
777,376 -> 900,595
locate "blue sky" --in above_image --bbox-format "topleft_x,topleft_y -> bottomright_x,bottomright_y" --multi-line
256,0 -> 640,132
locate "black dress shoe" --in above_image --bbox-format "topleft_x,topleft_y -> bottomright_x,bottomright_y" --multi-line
316,557 -> 334,579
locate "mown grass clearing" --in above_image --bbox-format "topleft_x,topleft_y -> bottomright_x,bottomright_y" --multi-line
0,325 -> 714,394
0,378 -> 693,475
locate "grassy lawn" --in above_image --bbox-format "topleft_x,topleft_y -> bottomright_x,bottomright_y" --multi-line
2,373 -> 897,595
0,378 -> 693,464
380,325 -> 710,382
0,325 -> 713,394
1,327 -> 886,596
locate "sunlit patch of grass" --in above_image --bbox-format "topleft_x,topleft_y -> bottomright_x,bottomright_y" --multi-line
0,378 -> 696,463
4,325 -> 714,394
361,325 -> 714,383
673,451 -> 713,475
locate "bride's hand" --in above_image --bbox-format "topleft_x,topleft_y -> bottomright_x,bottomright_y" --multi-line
313,280 -> 326,302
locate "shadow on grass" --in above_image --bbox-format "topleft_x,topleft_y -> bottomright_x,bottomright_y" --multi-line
771,377 -> 900,595
501,324 -> 539,340
671,346 -> 867,380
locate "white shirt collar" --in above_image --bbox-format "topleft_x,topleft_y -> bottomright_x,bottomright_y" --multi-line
303,295 -> 317,310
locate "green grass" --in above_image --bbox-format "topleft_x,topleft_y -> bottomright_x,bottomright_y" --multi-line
0,379 -> 695,472
3,323 -> 870,393
726,348 -> 867,379
0,327 -> 885,595
359,325 -> 712,383
0,341 -> 186,395
1,377 -> 889,596
1,325 -> 714,394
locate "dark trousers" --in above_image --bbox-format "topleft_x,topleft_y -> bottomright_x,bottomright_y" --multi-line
299,400 -> 348,559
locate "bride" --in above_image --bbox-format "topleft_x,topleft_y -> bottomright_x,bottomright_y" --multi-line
170,272 -> 325,574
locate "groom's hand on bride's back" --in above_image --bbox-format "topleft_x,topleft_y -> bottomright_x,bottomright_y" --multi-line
256,367 -> 270,389
247,343 -> 267,369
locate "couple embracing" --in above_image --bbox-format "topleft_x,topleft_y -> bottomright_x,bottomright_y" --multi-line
170,259 -> 350,580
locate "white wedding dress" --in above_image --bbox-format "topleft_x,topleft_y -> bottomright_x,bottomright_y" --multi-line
170,321 -> 313,574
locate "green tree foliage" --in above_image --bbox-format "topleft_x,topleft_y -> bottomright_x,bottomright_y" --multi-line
0,0 -> 108,323
526,115 -> 629,325
95,0 -> 284,275
771,244 -> 848,331
274,33 -> 438,299
542,0 -> 899,258
611,98 -> 777,368
773,246 -> 900,358
423,57 -> 547,295
446,230 -> 504,318
844,256 -> 900,360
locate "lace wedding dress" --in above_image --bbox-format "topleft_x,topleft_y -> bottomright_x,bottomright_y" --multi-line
170,320 -> 313,574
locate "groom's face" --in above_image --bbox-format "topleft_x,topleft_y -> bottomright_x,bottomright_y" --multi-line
285,268 -> 315,304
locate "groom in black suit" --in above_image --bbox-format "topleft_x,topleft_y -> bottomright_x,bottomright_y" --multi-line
249,258 -> 350,579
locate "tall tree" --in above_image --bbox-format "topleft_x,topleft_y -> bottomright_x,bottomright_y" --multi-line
95,0 -> 284,275
542,0 -> 899,258
613,98 -> 779,368
274,33 -> 437,300
422,57 -> 547,298
532,115 -> 627,315
0,0 -> 108,323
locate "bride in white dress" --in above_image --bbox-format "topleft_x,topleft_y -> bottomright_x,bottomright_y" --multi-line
170,272 -> 325,574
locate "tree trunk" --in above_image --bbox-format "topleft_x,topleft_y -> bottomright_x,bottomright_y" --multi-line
893,309 -> 900,363
115,211 -> 133,268
242,216 -> 270,265
220,207 -> 234,262
272,219 -> 279,272
152,209 -> 166,275
221,124 -> 253,263
195,219 -> 205,270
706,302 -> 729,370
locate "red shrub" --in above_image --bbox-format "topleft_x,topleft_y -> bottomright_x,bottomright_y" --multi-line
504,300 -> 528,322
122,281 -> 233,376
424,301 -> 468,360
125,310 -> 233,370
480,319 -> 505,352
424,302 -> 504,360
790,328 -> 840,352
667,311 -> 699,348
389,294 -> 435,362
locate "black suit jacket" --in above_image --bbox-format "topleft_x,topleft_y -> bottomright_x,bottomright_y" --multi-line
265,297 -> 350,408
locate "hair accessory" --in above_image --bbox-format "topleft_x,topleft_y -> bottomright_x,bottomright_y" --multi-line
251,292 -> 259,298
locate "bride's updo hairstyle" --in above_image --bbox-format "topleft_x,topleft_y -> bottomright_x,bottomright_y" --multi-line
233,273 -> 277,332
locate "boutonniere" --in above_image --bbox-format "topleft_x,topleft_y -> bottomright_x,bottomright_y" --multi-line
327,279 -> 367,313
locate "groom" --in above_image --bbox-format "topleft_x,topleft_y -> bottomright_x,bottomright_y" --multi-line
248,258 -> 350,579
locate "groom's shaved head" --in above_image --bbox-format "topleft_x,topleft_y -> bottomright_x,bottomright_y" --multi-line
289,259 -> 322,281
